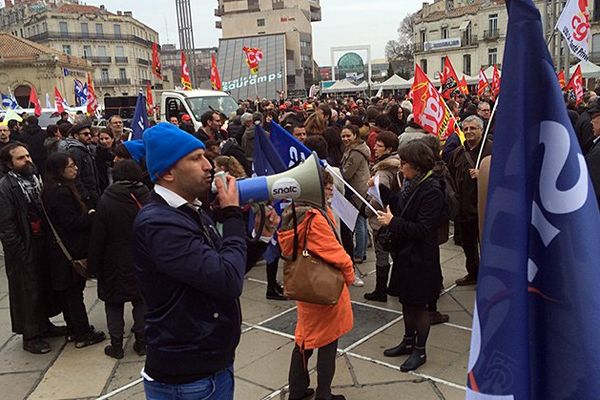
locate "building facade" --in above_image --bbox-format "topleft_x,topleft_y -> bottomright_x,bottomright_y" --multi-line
413,0 -> 600,81
215,0 -> 321,99
0,0 -> 173,104
161,44 -> 218,90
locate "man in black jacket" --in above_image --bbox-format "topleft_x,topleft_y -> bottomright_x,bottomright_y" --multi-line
0,143 -> 64,354
64,122 -> 100,208
17,116 -> 47,173
449,115 -> 493,286
133,123 -> 246,399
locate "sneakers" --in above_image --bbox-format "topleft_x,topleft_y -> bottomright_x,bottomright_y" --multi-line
74,327 -> 106,349
352,275 -> 365,287
383,337 -> 414,357
400,347 -> 427,372
23,338 -> 51,354
455,275 -> 477,286
429,311 -> 450,325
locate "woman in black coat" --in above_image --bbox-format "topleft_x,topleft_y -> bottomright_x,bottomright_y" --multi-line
377,140 -> 444,372
95,129 -> 117,192
88,160 -> 150,359
387,104 -> 408,136
43,152 -> 106,348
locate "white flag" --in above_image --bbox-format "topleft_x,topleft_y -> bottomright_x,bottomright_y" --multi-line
555,0 -> 591,61
331,187 -> 359,232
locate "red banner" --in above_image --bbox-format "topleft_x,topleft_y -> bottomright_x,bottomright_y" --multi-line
146,81 -> 154,116
210,53 -> 222,91
411,65 -> 459,143
565,64 -> 584,105
491,65 -> 501,98
87,72 -> 98,115
181,52 -> 192,91
478,68 -> 490,97
54,86 -> 65,113
29,86 -> 42,117
242,47 -> 263,75
441,57 -> 460,99
557,70 -> 566,90
459,76 -> 470,95
152,42 -> 162,80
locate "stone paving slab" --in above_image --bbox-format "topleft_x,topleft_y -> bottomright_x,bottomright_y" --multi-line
0,371 -> 44,400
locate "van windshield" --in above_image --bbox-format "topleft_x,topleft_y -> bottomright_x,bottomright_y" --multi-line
185,96 -> 238,120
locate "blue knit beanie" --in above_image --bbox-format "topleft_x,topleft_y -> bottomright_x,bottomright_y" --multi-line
143,122 -> 205,182
123,139 -> 146,164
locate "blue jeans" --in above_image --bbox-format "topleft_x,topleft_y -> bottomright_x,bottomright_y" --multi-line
144,365 -> 234,400
354,216 -> 368,260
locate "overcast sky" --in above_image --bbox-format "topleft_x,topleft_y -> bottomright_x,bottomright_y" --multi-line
82,0 -> 424,65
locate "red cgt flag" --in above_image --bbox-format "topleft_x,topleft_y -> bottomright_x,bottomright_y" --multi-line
146,81 -> 154,116
441,57 -> 460,99
478,68 -> 490,97
181,52 -> 192,91
411,65 -> 460,143
152,42 -> 162,80
87,72 -> 98,115
210,53 -> 222,91
565,64 -> 584,105
54,86 -> 66,113
29,86 -> 42,117
242,47 -> 263,75
557,70 -> 566,90
459,76 -> 470,95
491,65 -> 501,98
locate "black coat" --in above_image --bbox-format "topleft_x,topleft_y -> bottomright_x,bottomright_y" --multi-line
43,183 -> 94,291
64,138 -> 100,208
0,174 -> 59,336
95,145 -> 114,192
382,176 -> 445,305
88,181 -> 150,303
18,124 -> 47,173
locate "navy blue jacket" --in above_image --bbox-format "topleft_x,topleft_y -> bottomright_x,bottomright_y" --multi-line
133,193 -> 247,384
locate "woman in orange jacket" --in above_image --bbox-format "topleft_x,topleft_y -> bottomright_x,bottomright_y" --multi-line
278,199 -> 355,400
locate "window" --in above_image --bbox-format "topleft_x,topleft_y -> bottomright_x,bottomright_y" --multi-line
96,23 -> 104,36
98,45 -> 107,57
248,0 -> 259,11
465,22 -> 473,44
420,30 -> 426,44
257,18 -> 265,27
114,24 -> 121,37
420,59 -> 428,74
115,46 -> 125,57
101,68 -> 109,81
59,21 -> 68,35
441,26 -> 448,39
83,45 -> 92,58
80,22 -> 88,36
488,48 -> 498,66
62,44 -> 71,55
463,54 -> 471,76
119,68 -> 127,80
489,14 -> 498,33
440,56 -> 446,74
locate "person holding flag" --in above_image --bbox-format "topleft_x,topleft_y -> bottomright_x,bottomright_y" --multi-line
466,0 -> 600,398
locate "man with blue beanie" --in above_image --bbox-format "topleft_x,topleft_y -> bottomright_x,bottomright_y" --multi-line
133,122 -> 245,399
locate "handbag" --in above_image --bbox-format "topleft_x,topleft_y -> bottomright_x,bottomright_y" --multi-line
40,203 -> 89,279
283,204 -> 345,305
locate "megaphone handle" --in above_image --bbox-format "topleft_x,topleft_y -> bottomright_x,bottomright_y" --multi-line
325,165 -> 379,215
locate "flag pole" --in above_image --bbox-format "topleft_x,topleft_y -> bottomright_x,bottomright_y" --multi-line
475,96 -> 499,169
324,164 -> 379,214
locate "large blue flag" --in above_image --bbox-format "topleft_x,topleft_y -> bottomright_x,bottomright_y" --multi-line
1,94 -> 17,109
467,1 -> 600,399
130,93 -> 150,140
269,122 -> 312,168
253,124 -> 286,176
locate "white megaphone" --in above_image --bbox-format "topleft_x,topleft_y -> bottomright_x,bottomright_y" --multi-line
237,152 -> 325,207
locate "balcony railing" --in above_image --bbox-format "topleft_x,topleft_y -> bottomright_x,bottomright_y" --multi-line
96,78 -> 131,86
87,56 -> 112,64
27,31 -> 154,47
115,56 -> 128,64
462,34 -> 478,46
137,58 -> 150,66
483,29 -> 500,40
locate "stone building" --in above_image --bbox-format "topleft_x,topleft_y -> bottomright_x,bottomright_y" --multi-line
0,32 -> 92,107
0,0 -> 173,103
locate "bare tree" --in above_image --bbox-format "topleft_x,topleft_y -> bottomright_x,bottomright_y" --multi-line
386,13 -> 415,77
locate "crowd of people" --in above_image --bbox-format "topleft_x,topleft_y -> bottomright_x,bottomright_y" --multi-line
2,83 -> 599,400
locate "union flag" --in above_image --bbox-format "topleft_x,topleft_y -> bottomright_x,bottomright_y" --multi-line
491,65 -> 501,98
565,64 -> 584,105
86,72 -> 98,115
54,86 -> 66,113
243,47 -> 263,75
151,42 -> 162,80
477,68 -> 490,97
210,53 -> 222,91
440,57 -> 460,99
459,76 -> 470,95
181,52 -> 192,91
557,70 -> 566,90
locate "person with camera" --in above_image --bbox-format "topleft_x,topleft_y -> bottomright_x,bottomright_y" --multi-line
133,123 -> 247,399
376,140 -> 445,372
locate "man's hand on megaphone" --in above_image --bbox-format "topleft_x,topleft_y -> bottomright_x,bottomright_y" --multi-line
216,174 -> 240,208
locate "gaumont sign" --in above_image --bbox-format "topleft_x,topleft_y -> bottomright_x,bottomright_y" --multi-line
424,38 -> 461,51
222,72 -> 283,92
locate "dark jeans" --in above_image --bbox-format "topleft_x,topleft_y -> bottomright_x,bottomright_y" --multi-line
459,219 -> 480,278
58,276 -> 90,338
144,364 -> 234,400
340,222 -> 354,262
288,340 -> 338,400
105,299 -> 146,340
